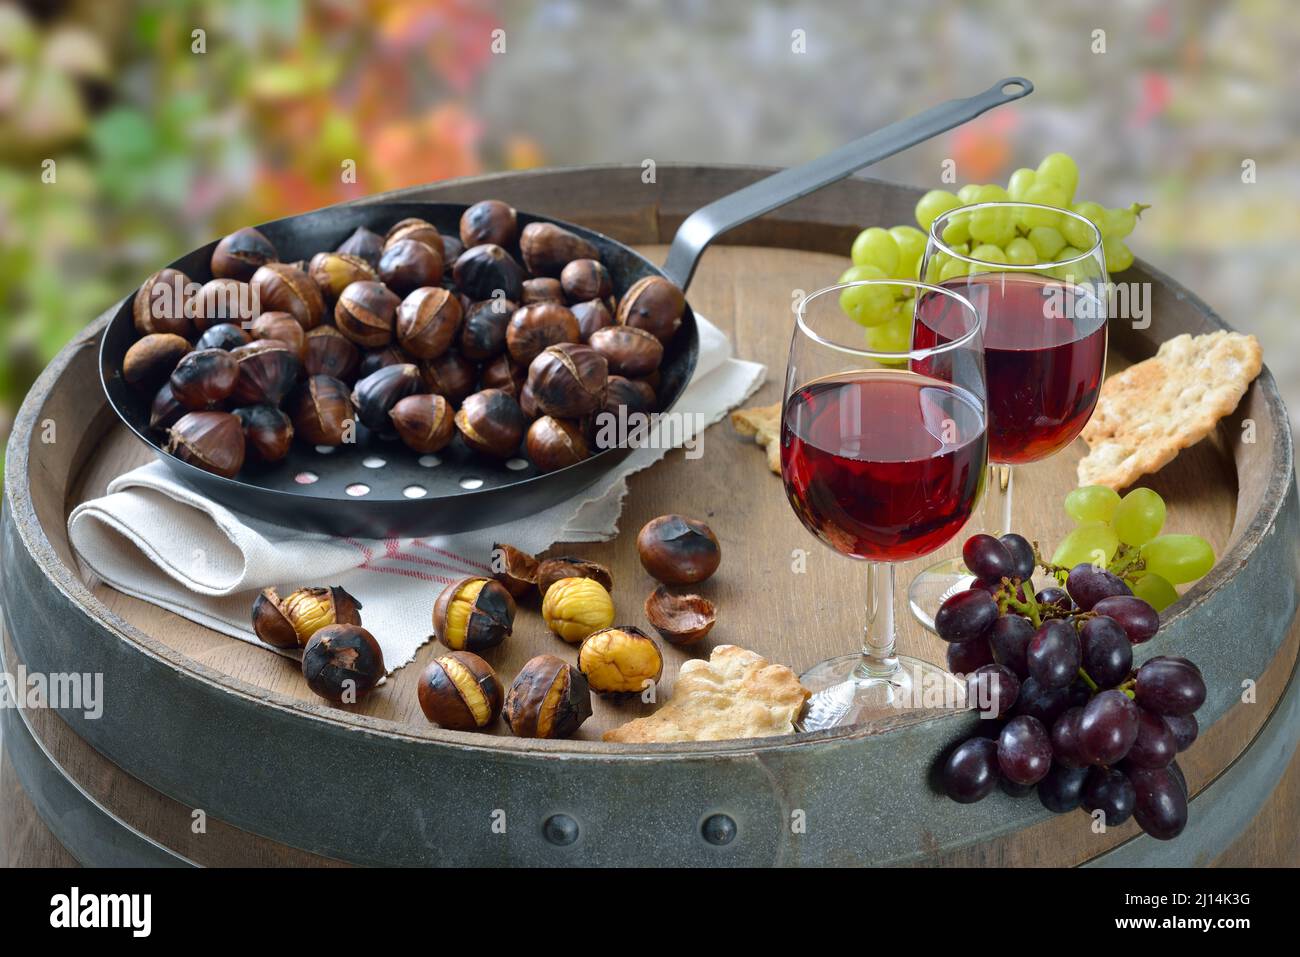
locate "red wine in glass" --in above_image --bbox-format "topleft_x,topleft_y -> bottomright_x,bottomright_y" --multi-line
913,273 -> 1106,464
781,370 -> 987,563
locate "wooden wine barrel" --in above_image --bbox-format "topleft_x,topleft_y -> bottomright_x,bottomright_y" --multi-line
2,165 -> 1297,867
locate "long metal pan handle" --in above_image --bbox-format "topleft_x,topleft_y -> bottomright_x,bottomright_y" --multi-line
662,76 -> 1034,290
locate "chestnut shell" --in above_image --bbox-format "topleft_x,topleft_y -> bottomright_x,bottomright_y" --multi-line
252,262 -> 325,330
301,624 -> 386,704
503,654 -> 592,739
418,651 -> 504,731
396,286 -> 462,359
636,514 -> 721,585
534,556 -> 613,597
506,302 -> 580,366
453,243 -> 525,302
526,416 -> 589,472
526,343 -> 608,419
491,543 -> 539,598
459,200 -> 517,249
303,326 -> 361,381
234,405 -> 294,463
164,410 -> 246,478
211,226 -> 277,282
454,388 -> 527,458
431,576 -> 517,652
616,275 -> 685,343
351,363 -> 422,434
388,393 -> 455,454
289,375 -> 355,446
644,585 -> 717,645
133,268 -> 194,338
229,339 -> 302,407
519,222 -> 599,278
123,333 -> 191,391
379,238 -> 444,295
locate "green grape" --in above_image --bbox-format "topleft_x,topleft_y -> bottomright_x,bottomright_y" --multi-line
851,227 -> 900,274
864,309 -> 912,357
889,225 -> 927,278
1005,236 -> 1038,265
1141,535 -> 1216,584
1036,152 -> 1079,200
1052,521 -> 1120,569
1064,201 -> 1106,248
1113,487 -> 1166,545
941,214 -> 971,247
1052,246 -> 1082,279
1020,182 -> 1068,228
1028,226 -> 1067,260
1007,167 -> 1037,201
974,184 -> 1010,203
1106,206 -> 1136,238
938,256 -> 971,282
1131,572 -> 1179,612
969,212 -> 1015,245
969,243 -> 1008,266
838,263 -> 894,326
916,190 -> 962,230
1103,237 -> 1134,271
957,183 -> 983,204
1064,485 -> 1120,523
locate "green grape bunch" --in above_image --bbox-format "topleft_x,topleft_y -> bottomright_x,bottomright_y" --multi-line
840,153 -> 1148,351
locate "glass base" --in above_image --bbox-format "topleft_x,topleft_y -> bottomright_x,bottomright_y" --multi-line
798,654 -> 965,731
906,556 -> 976,633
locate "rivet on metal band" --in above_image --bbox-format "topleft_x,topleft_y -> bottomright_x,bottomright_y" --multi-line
701,813 -> 737,846
543,813 -> 579,846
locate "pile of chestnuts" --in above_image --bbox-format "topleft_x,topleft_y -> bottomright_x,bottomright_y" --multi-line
123,201 -> 686,479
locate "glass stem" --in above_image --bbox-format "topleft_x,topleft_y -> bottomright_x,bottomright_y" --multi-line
856,562 -> 899,680
984,463 -> 1014,537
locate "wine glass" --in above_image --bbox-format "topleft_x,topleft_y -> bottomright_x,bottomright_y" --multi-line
906,202 -> 1109,630
783,280 -> 988,730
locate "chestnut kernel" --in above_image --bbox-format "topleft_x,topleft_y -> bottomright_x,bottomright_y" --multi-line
351,363 -> 422,434
249,310 -> 306,357
526,342 -> 608,418
301,624 -> 385,704
526,416 -> 589,472
234,405 -> 294,463
336,225 -> 384,267
454,388 -> 527,458
459,299 -> 514,361
397,286 -> 462,359
289,375 -> 355,446
251,588 -> 299,648
384,217 -> 445,258
637,514 -> 721,585
560,259 -> 612,304
571,299 -> 614,341
587,324 -> 663,377
503,654 -> 592,740
308,251 -> 377,301
335,280 -> 401,349
252,262 -> 325,330
193,278 -> 254,331
453,243 -> 524,302
506,302 -> 580,366
389,393 -> 455,454
195,323 -> 250,352
123,333 -> 191,391
418,651 -> 504,731
432,576 -> 516,652
644,585 -> 716,646
534,556 -> 613,598
378,238 -> 444,295
303,326 -> 361,381
541,576 -> 615,643
521,277 -> 563,305
280,585 -> 363,646
491,543 -> 540,599
419,351 -> 477,405
211,226 -> 277,282
459,200 -> 517,249
616,275 -> 685,343
519,222 -> 599,278
169,348 -> 240,410
164,410 -> 245,478
578,626 -> 663,696
133,268 -> 195,338
229,339 -> 302,406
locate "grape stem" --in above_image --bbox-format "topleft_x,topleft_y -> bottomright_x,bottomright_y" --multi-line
998,579 -> 1043,627
1031,540 -> 1071,585
1076,668 -> 1100,693
1107,543 -> 1147,581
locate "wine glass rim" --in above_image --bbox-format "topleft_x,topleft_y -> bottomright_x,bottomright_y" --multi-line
795,279 -> 982,361
928,200 -> 1104,269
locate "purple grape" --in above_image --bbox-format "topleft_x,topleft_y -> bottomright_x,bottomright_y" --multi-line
1013,676 -> 1074,725
1134,657 -> 1206,716
1082,767 -> 1136,826
1126,707 -> 1178,769
947,637 -> 994,674
963,533 -> 1015,582
1035,586 -> 1074,614
1050,706 -> 1088,769
1038,763 -> 1090,813
998,533 -> 1036,581
989,614 -> 1035,678
1163,713 -> 1198,752
1080,616 -> 1132,688
1026,619 -> 1081,690
999,778 -> 1036,798
1078,689 -> 1140,765
967,663 -> 1020,718
941,737 -> 1000,803
1066,563 -> 1132,611
1127,766 -> 1188,840
1092,595 -> 1160,644
935,589 -> 999,644
997,715 -> 1053,785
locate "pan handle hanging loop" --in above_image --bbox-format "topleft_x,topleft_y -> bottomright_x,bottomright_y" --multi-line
661,76 -> 1034,290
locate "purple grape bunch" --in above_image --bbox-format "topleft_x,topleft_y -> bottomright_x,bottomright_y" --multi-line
936,532 -> 1206,841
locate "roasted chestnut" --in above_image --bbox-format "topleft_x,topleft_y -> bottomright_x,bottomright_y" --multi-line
617,275 -> 685,343
534,556 -> 613,597
335,280 -> 401,349
250,588 -> 299,648
491,543 -> 539,599
195,322 -> 250,352
123,333 -> 191,391
249,311 -> 306,357
302,624 -> 385,704
351,363 -> 422,434
587,324 -> 663,377
211,226 -> 277,282
359,344 -> 412,379
164,410 -> 245,478
378,238 -> 444,295
452,243 -> 524,302
193,278 -> 254,331
169,348 -> 240,410
396,286 -> 462,359
418,651 -> 504,731
251,262 -> 325,330
503,654 -> 592,739
289,375 -> 355,446
506,302 -> 580,366
560,259 -> 612,303
454,388 -> 527,458
149,383 -> 185,431
459,200 -> 517,249
133,268 -> 194,338
384,217 -> 445,258
600,375 -> 657,420
479,354 -> 526,397
336,225 -> 384,267
637,514 -> 721,585
526,416 -> 589,472
388,393 -> 455,454
308,251 -> 377,300
578,626 -> 664,696
519,222 -> 598,278
571,298 -> 614,340
432,576 -> 516,652
419,351 -> 477,405
458,299 -> 513,361
519,382 -> 540,419
234,405 -> 294,463
268,584 -> 363,646
526,342 -> 608,419
644,585 -> 716,645
541,576 -> 616,643
229,339 -> 302,406
521,277 -> 563,305
441,233 -> 465,264
303,326 -> 361,381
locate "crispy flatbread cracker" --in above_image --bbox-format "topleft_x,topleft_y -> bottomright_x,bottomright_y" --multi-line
1078,331 -> 1262,489
603,644 -> 809,743
730,401 -> 781,474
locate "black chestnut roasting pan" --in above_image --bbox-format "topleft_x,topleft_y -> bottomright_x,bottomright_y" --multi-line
99,79 -> 1031,537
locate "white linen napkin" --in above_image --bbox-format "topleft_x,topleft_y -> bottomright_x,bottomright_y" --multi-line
68,315 -> 765,672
